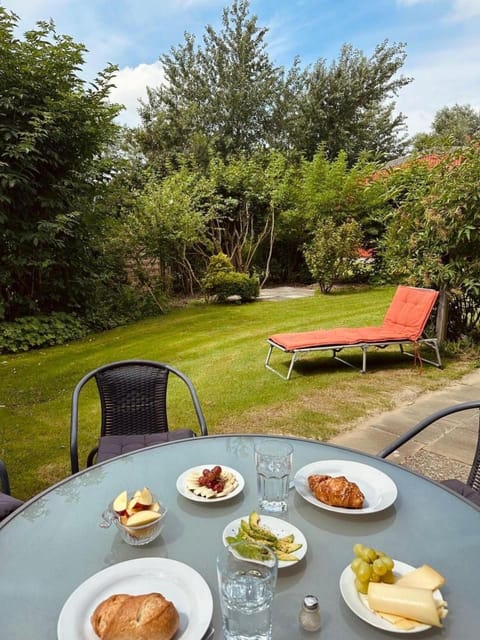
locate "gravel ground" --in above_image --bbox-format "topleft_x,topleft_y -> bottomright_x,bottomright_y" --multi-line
401,450 -> 470,483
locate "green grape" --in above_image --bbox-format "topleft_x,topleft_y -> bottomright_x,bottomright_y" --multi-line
353,543 -> 365,558
354,577 -> 369,595
369,571 -> 381,583
350,557 -> 363,575
361,546 -> 377,563
357,560 -> 372,582
372,557 -> 388,576
382,570 -> 395,584
381,555 -> 394,572
375,549 -> 386,557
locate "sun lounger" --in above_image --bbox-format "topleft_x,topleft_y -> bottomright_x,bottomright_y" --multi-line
265,286 -> 442,379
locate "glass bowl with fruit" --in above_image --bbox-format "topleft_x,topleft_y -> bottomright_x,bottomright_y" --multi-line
101,486 -> 167,546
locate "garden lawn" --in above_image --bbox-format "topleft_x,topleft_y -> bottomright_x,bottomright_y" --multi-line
1,285 -> 477,500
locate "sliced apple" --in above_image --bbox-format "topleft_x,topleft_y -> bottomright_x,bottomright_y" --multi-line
137,486 -> 153,508
151,501 -> 161,513
126,497 -> 142,516
126,509 -> 162,527
112,490 -> 128,515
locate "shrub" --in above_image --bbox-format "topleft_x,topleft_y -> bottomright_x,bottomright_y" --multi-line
303,218 -> 363,293
0,313 -> 87,354
202,253 -> 260,302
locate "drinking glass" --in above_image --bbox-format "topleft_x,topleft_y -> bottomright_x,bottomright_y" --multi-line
217,541 -> 278,640
254,440 -> 293,513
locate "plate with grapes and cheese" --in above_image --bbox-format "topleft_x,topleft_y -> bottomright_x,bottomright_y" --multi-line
339,544 -> 447,633
176,464 -> 244,503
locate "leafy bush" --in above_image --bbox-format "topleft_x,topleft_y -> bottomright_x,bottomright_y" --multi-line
0,313 -> 87,354
303,218 -> 363,293
202,253 -> 260,302
83,282 -> 167,332
380,140 -> 480,340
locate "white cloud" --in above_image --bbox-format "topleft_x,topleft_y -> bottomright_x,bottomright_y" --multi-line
447,0 -> 480,21
110,61 -> 166,127
395,36 -> 480,136
397,0 -> 480,20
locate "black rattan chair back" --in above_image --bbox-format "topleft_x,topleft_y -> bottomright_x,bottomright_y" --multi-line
378,400 -> 480,496
70,360 -> 207,473
96,364 -> 169,436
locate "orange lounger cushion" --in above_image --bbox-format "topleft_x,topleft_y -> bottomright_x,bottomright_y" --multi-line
269,286 -> 439,351
269,327 -> 414,351
265,286 -> 442,378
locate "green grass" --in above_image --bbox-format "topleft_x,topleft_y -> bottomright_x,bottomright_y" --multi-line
1,284 -> 477,500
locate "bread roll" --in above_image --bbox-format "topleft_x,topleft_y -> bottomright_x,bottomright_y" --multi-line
91,592 -> 179,640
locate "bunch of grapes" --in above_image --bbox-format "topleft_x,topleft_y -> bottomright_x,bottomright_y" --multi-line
198,465 -> 224,493
350,543 -> 394,594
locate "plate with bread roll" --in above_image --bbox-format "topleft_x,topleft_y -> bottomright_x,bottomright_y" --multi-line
57,557 -> 213,640
293,460 -> 398,514
340,557 -> 448,633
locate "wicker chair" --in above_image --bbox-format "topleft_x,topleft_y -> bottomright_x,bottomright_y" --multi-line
70,360 -> 208,474
378,401 -> 480,506
0,459 -> 23,522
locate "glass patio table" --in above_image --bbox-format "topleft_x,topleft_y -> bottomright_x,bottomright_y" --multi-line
1,434 -> 479,639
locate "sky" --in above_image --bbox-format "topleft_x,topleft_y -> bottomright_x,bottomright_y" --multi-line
4,0 -> 480,137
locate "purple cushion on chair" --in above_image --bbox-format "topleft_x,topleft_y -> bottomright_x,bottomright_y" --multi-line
96,430 -> 196,463
442,479 -> 480,506
0,492 -> 23,520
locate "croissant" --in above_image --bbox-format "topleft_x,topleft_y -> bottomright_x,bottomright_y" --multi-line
308,474 -> 365,509
91,592 -> 179,640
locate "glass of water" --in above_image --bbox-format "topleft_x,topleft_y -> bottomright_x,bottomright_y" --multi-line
254,439 -> 293,513
217,541 -> 278,640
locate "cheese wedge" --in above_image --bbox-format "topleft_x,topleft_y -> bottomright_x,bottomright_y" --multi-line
395,564 -> 445,590
375,612 -> 421,631
367,582 -> 445,627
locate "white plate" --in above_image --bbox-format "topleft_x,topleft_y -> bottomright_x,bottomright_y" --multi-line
222,515 -> 307,568
176,464 -> 245,503
294,460 -> 397,514
57,558 -> 213,640
339,559 -> 444,633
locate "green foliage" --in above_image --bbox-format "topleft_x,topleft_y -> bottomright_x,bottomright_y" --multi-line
411,104 -> 480,152
303,218 -> 363,293
0,9 -> 121,321
138,0 -> 289,166
116,166 -> 213,296
137,2 -> 409,169
380,140 -> 480,339
0,313 -> 87,353
293,149 -> 383,229
202,253 -> 259,301
295,41 -> 411,163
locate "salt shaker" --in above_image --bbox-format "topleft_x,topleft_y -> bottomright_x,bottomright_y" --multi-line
299,594 -> 321,632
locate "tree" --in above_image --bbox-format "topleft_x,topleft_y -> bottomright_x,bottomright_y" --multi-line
411,104 -> 480,152
380,140 -> 480,340
138,0 -> 290,168
0,9 -> 122,320
295,41 -> 411,163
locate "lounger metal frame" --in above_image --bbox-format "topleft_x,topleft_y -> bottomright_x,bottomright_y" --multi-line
265,335 -> 442,380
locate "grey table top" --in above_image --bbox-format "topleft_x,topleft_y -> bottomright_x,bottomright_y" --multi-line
1,434 -> 479,639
